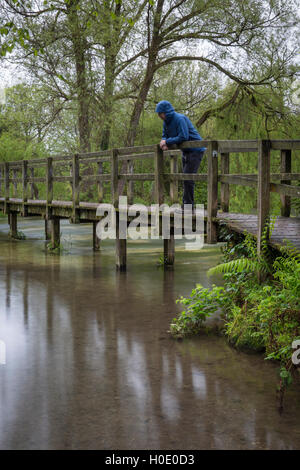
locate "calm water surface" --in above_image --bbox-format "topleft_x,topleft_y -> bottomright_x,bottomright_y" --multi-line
0,217 -> 300,450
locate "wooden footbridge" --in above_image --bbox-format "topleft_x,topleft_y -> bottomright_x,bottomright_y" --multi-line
0,139 -> 300,270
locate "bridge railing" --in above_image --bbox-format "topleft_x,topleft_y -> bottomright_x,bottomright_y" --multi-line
0,139 -> 300,250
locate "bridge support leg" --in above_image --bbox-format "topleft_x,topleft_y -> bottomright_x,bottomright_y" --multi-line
51,218 -> 60,249
45,219 -> 51,240
9,212 -> 18,239
163,232 -> 175,267
116,237 -> 126,271
93,221 -> 100,251
116,213 -> 126,271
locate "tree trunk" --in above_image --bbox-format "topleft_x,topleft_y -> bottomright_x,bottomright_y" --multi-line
66,0 -> 90,153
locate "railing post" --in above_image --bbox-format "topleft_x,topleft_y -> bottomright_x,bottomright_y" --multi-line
30,167 -> 35,199
111,148 -> 126,270
170,154 -> 178,203
22,160 -> 28,217
72,153 -> 80,223
154,144 -> 164,205
127,159 -> 134,205
111,148 -> 119,207
97,161 -> 104,203
46,157 -> 53,220
207,140 -> 219,243
4,162 -> 9,215
257,139 -> 271,256
220,152 -> 230,212
13,169 -> 17,198
280,149 -> 291,217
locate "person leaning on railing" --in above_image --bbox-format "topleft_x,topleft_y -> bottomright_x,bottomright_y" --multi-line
155,100 -> 206,211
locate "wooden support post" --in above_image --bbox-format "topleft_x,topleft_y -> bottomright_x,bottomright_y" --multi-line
51,218 -> 60,248
127,159 -> 134,205
116,211 -> 126,271
46,157 -> 53,221
111,149 -> 126,270
111,148 -> 119,207
72,153 -> 80,223
163,231 -> 175,266
22,160 -> 28,217
45,219 -> 51,240
257,139 -> 271,256
9,212 -> 18,238
220,152 -> 230,212
13,169 -> 17,198
170,154 -> 178,203
93,221 -> 100,251
154,144 -> 164,205
280,149 -> 291,217
0,166 -> 2,196
4,162 -> 10,215
97,161 -> 104,202
207,141 -> 219,243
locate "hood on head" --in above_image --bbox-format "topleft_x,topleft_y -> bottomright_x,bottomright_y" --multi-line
155,101 -> 175,121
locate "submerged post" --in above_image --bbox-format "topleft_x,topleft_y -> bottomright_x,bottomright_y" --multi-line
93,221 -> 100,251
9,212 -> 18,238
163,228 -> 175,267
207,140 -> 219,243
257,139 -> 271,256
51,218 -> 60,249
45,219 -> 51,240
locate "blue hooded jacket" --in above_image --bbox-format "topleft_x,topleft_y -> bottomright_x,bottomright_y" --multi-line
155,100 -> 206,153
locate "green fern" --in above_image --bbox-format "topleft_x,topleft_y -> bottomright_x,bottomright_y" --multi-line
208,217 -> 277,278
207,257 -> 259,276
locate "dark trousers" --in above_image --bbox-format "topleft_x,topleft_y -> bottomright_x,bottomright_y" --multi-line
182,150 -> 204,207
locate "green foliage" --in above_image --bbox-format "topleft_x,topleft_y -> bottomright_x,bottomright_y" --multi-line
169,283 -> 230,339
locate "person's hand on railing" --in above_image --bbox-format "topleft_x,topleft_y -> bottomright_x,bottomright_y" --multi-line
160,139 -> 168,151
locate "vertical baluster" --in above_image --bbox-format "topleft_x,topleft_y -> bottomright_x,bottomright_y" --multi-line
207,141 -> 218,243
22,160 -> 28,217
280,149 -> 291,217
257,139 -> 271,257
72,153 -> 80,223
220,152 -> 230,212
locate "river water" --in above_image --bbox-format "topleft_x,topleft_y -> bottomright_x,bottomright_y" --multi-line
0,217 -> 300,450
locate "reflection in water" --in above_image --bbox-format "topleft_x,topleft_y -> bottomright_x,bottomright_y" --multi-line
0,218 -> 300,449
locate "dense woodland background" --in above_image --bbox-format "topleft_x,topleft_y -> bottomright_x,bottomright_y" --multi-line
0,0 -> 299,213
